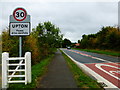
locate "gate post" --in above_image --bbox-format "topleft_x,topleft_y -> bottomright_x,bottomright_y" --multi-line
2,52 -> 9,88
25,52 -> 31,83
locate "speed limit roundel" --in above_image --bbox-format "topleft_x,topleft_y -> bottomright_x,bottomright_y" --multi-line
13,8 -> 27,21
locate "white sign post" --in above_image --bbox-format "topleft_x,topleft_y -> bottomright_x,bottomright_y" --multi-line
9,7 -> 30,79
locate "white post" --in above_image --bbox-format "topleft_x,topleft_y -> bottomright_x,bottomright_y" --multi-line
2,52 -> 9,88
25,53 -> 27,85
25,52 -> 31,84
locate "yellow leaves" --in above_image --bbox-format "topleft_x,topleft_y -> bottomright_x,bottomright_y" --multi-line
25,35 -> 40,64
2,30 -> 11,52
80,26 -> 120,50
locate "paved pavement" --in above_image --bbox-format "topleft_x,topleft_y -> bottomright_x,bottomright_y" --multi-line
38,49 -> 77,88
61,48 -> 120,89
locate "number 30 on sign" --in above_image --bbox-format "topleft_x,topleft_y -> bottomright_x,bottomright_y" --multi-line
13,8 -> 27,21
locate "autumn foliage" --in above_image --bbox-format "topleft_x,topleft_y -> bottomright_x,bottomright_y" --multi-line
2,21 -> 63,65
80,26 -> 120,51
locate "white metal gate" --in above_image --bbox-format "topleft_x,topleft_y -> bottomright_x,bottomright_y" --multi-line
2,52 -> 31,88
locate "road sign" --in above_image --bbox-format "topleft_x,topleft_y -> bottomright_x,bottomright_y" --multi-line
10,22 -> 30,36
9,7 -> 31,78
13,8 -> 27,21
10,15 -> 30,23
10,7 -> 30,36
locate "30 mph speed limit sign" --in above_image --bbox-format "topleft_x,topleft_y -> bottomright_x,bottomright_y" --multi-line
10,7 -> 30,36
13,8 -> 27,21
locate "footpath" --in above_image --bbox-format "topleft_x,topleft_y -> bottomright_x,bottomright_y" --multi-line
38,49 -> 77,88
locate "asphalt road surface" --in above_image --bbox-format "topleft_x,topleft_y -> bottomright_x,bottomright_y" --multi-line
61,48 -> 120,89
38,50 -> 77,88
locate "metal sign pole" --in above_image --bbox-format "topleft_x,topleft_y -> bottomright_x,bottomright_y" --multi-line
19,36 -> 22,79
19,37 -> 22,57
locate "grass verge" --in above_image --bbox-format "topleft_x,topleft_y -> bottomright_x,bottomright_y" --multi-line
9,54 -> 54,89
60,50 -> 103,89
73,48 -> 120,57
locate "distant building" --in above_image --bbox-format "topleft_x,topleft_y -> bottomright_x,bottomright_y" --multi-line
74,43 -> 80,48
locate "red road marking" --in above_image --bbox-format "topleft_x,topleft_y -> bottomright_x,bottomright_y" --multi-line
101,63 -> 120,78
85,63 -> 120,88
67,49 -> 120,87
68,50 -> 104,59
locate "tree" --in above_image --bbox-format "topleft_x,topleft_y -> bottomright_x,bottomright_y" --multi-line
2,29 -> 19,57
80,34 -> 89,48
32,21 -> 63,57
2,21 -> 63,65
78,40 -> 81,43
80,26 -> 120,51
62,38 -> 72,48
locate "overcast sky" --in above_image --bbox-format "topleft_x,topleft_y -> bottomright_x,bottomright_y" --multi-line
0,0 -> 118,42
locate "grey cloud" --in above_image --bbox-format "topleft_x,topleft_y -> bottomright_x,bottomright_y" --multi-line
1,2 -> 117,42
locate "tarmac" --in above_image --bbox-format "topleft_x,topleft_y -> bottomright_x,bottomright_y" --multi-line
38,49 -> 77,88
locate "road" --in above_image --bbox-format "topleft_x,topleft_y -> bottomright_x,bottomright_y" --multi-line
61,48 -> 120,89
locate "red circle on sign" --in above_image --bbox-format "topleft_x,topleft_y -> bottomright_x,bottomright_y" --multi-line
13,8 -> 27,21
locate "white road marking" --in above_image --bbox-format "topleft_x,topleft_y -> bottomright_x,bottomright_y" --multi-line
95,64 -> 120,80
110,71 -> 120,74
61,49 -> 119,89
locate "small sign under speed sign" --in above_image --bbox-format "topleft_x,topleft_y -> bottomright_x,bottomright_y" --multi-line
13,8 -> 27,21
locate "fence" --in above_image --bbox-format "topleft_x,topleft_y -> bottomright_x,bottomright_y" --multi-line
2,52 -> 31,88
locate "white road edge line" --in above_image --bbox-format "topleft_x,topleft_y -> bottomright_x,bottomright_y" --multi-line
61,49 -> 119,89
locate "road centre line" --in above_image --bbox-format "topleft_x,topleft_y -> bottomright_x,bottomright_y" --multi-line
68,49 -> 119,65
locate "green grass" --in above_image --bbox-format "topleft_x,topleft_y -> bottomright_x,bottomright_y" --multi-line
73,48 -> 120,57
9,54 -> 54,89
61,50 -> 103,89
